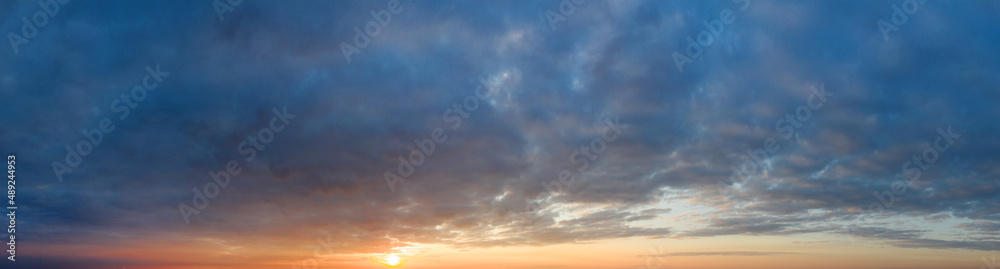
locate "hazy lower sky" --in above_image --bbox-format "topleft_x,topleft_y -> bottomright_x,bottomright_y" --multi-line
2,0 -> 999,268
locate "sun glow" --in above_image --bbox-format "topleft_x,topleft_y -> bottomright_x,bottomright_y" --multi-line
370,253 -> 405,268
367,240 -> 423,267
384,254 -> 402,267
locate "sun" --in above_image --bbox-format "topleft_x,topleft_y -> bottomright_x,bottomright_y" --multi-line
384,254 -> 402,267
371,253 -> 404,268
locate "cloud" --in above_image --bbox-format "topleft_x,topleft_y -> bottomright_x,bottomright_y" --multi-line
642,251 -> 797,257
3,0 -> 1000,266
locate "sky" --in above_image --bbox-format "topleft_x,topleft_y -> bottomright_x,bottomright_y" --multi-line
1,0 -> 1000,268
